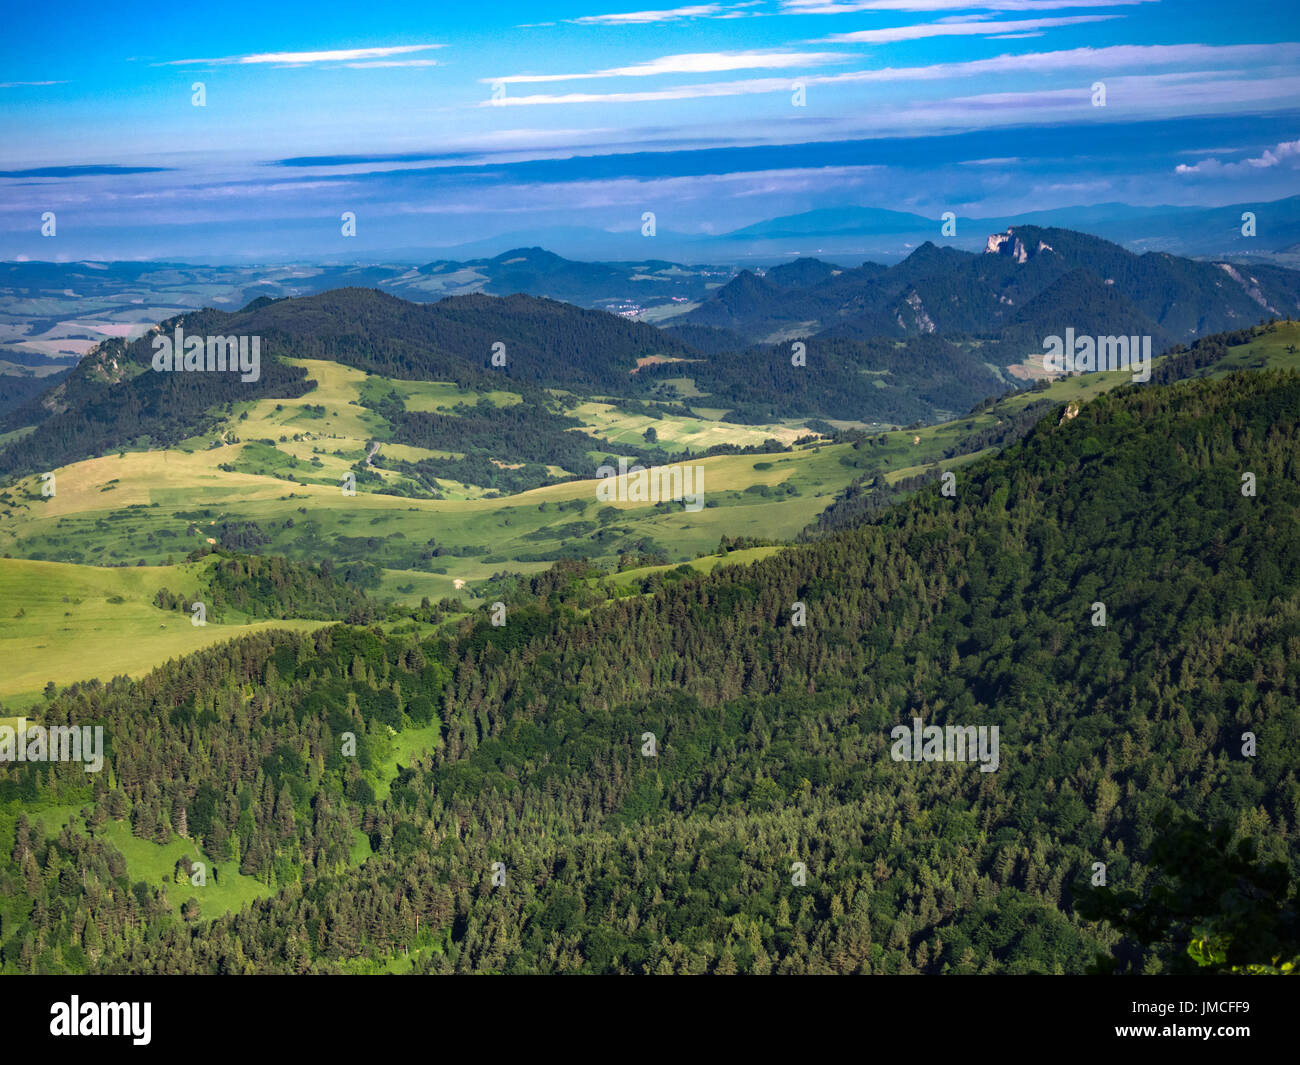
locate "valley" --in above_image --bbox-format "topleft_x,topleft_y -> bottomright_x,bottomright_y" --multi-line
7,0 -> 1300,1005
1,229 -> 1297,980
4,314 -> 1295,711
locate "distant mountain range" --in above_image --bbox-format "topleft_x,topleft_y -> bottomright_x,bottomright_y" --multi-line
0,253 -> 726,380
6,203 -> 1300,380
314,194 -> 1300,264
5,221 -> 1299,476
703,196 -> 1300,264
672,224 -> 1300,348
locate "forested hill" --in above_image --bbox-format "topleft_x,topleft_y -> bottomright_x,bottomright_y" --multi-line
176,287 -> 699,388
0,281 -> 1012,476
680,225 -> 1300,348
153,552 -> 385,625
0,288 -> 696,477
5,367 -> 1297,973
13,227 -> 1292,477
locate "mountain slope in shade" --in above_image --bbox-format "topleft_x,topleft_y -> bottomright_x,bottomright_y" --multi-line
764,258 -> 842,289
680,226 -> 1300,348
0,287 -> 699,476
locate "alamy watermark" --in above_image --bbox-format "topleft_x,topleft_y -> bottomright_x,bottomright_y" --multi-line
1043,328 -> 1150,383
152,326 -> 260,382
0,718 -> 104,772
50,997 -> 150,1045
596,457 -> 704,512
890,717 -> 1000,773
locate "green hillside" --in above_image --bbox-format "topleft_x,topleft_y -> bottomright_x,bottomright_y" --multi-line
3,363 -> 1297,974
3,321 -> 1296,707
0,557 -> 328,706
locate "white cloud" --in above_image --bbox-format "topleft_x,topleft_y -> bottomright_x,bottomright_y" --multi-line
821,15 -> 1119,43
396,164 -> 888,218
480,69 -> 1300,156
487,50 -> 847,85
1042,179 -> 1112,192
1176,138 -> 1300,176
782,0 -> 1153,12
568,3 -> 759,24
484,79 -> 790,105
483,43 -> 1300,105
159,45 -> 443,67
343,60 -> 439,68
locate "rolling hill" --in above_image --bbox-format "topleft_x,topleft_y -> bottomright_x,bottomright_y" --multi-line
4,321 -> 1294,709
4,340 -> 1297,974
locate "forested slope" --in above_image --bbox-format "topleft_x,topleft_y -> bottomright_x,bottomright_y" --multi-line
0,288 -> 693,478
3,368 -> 1297,974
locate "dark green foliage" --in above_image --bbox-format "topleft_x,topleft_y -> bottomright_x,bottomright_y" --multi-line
682,227 -> 1300,352
0,328 -> 313,477
369,391 -> 657,493
0,288 -> 693,477
0,368 -> 72,419
1074,811 -> 1300,974
155,552 -> 382,622
639,333 -> 1007,424
2,368 -> 1298,974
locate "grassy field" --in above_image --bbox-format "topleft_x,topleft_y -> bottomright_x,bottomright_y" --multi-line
10,323 -> 1295,593
0,350 -> 867,582
0,557 -> 325,705
96,818 -> 273,919
0,437 -> 866,580
601,544 -> 786,588
1198,321 -> 1300,375
0,442 -> 865,699
371,723 -> 442,800
0,801 -> 273,920
569,399 -> 813,451
3,322 -> 1295,705
0,708 -> 443,927
359,373 -> 521,412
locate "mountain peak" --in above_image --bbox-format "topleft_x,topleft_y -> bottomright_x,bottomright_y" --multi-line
983,228 -> 1059,263
984,229 -> 1027,261
765,257 -> 840,289
893,241 -> 973,278
493,247 -> 565,265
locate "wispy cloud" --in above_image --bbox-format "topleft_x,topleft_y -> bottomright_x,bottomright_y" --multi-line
821,15 -> 1120,44
0,165 -> 172,178
487,50 -> 847,84
568,3 -> 760,24
158,45 -> 443,67
484,43 -> 1300,105
344,60 -> 440,68
1176,138 -> 1300,175
0,81 -> 66,87
783,0 -> 1153,12
485,79 -> 787,105
899,73 -> 1300,125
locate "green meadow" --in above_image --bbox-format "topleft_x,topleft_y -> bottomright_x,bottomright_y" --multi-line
0,557 -> 325,705
600,544 -> 785,590
3,323 -> 1295,707
0,710 -> 442,923
96,818 -> 272,919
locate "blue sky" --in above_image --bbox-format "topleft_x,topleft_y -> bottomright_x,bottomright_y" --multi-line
1,0 -> 1297,260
